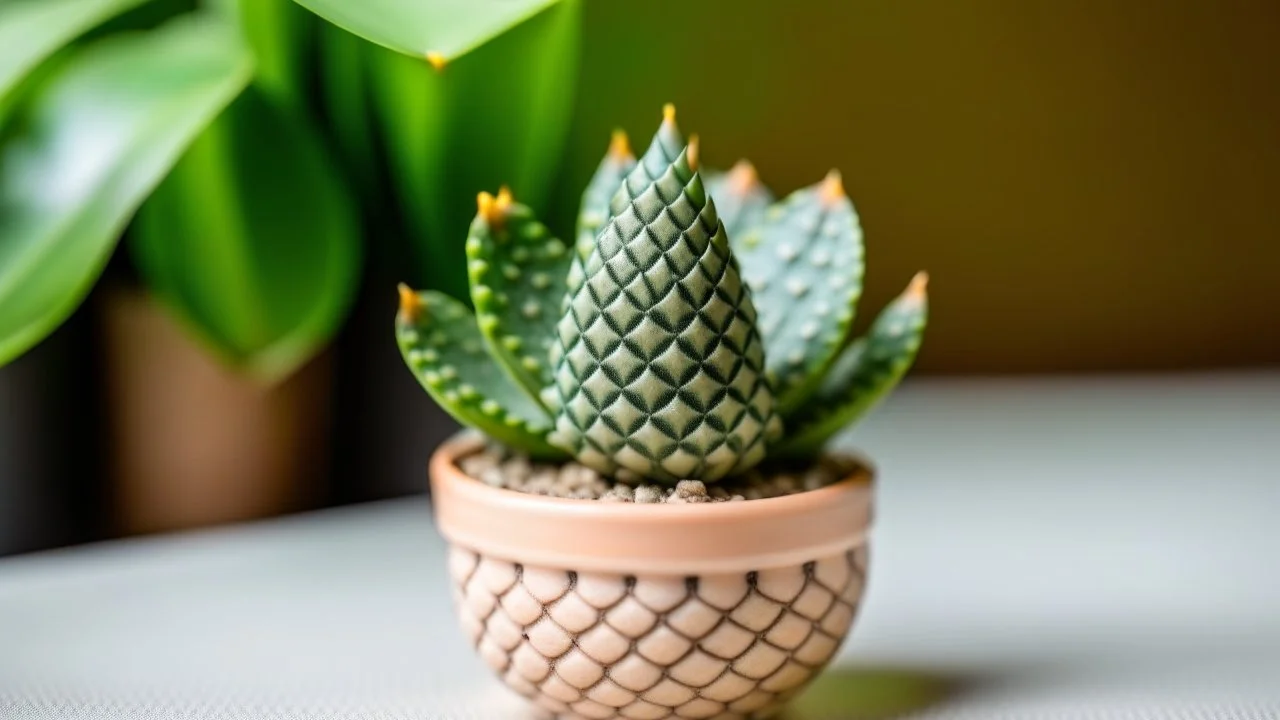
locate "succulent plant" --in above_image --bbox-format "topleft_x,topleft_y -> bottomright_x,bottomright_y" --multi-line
397,105 -> 928,480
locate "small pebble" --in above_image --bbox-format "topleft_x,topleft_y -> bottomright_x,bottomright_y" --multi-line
634,485 -> 665,504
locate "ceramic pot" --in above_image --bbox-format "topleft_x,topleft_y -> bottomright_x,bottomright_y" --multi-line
430,434 -> 874,720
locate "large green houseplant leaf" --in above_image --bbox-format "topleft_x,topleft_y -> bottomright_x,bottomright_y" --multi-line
290,0 -> 559,61
366,0 -> 581,299
0,15 -> 253,367
0,0 -> 150,106
131,86 -> 360,382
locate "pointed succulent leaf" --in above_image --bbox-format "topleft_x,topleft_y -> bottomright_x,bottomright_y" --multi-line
704,160 -> 773,240
734,170 -> 865,415
396,286 -> 564,459
607,103 -> 686,218
467,188 -> 573,405
560,129 -> 635,333
554,116 -> 669,388
549,146 -> 780,483
576,129 -> 637,257
773,273 -> 928,458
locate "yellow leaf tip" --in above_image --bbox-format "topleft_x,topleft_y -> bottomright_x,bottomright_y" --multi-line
478,187 -> 513,228
727,159 -> 759,194
819,169 -> 845,206
686,135 -> 700,172
906,271 -> 929,300
662,102 -> 677,125
609,129 -> 632,161
398,283 -> 423,320
425,51 -> 447,71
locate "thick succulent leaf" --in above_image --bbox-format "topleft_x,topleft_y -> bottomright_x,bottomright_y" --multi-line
366,0 -> 580,300
607,104 -> 686,218
549,148 -> 780,483
0,16 -> 252,367
0,0 -> 148,107
467,190 -> 572,404
704,160 -> 773,240
575,130 -> 636,257
131,87 -> 360,383
562,109 -> 679,314
773,273 -> 928,458
396,287 -> 564,459
558,129 -> 636,350
734,171 -> 865,415
291,0 -> 558,60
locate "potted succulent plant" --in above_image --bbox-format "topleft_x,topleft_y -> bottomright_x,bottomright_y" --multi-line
397,105 -> 928,720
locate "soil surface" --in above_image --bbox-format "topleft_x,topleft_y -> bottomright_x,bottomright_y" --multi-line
458,443 -> 865,502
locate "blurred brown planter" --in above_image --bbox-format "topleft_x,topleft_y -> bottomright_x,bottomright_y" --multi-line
102,289 -> 331,536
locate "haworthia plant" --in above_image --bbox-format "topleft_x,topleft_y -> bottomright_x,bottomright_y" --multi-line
467,187 -> 572,405
398,106 -> 930,483
771,272 -> 929,458
704,160 -> 772,241
730,170 -> 865,415
396,286 -> 562,459
549,142 -> 779,482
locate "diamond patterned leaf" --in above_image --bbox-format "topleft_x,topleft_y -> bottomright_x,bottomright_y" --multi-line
772,273 -> 928,458
576,130 -> 636,258
704,160 -> 773,241
734,171 -> 865,416
557,130 -> 637,372
467,189 -> 573,405
554,114 -> 671,403
396,287 -> 564,459
607,104 -> 686,219
549,147 -> 780,483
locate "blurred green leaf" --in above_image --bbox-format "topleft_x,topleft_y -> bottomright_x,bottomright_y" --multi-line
367,0 -> 581,299
131,87 -> 361,382
218,0 -> 314,109
0,0 -> 149,107
0,15 -> 253,367
290,0 -> 559,60
317,21 -> 380,200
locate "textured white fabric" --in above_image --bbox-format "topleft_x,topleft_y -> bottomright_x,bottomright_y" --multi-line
2,374 -> 1278,719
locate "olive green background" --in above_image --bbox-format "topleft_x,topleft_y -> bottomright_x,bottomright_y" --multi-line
551,0 -> 1279,373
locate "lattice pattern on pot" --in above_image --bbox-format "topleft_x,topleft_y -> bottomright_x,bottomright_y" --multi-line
448,546 -> 867,720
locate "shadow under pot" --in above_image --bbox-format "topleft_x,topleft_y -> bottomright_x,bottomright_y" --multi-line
430,434 -> 874,720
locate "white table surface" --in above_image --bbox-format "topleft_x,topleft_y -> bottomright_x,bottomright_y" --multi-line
2,374 -> 1279,719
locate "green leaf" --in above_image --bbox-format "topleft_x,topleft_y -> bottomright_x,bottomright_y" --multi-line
734,171 -> 866,415
366,0 -> 580,300
575,130 -> 635,257
466,191 -> 572,405
223,0 -> 315,109
772,273 -> 929,458
0,15 -> 253,367
549,146 -> 781,483
396,287 -> 564,459
131,86 -> 361,383
0,0 -> 149,107
704,159 -> 773,241
317,21 -> 380,197
290,0 -> 560,61
607,104 -> 685,219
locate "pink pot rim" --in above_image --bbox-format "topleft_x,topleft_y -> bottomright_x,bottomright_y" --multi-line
430,433 -> 875,575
